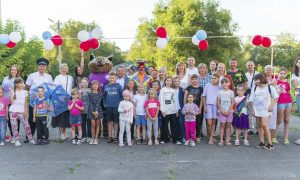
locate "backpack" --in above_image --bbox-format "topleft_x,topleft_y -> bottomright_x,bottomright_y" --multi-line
253,84 -> 273,98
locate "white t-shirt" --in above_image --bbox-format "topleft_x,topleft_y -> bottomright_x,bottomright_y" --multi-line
292,74 -> 300,95
54,74 -> 74,95
116,77 -> 125,90
245,71 -> 260,89
179,74 -> 189,89
133,94 -> 148,115
186,67 -> 199,76
26,72 -> 53,91
249,85 -> 278,117
217,89 -> 234,112
9,90 -> 28,113
174,88 -> 180,110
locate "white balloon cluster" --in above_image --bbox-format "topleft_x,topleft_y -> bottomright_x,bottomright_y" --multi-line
77,27 -> 103,42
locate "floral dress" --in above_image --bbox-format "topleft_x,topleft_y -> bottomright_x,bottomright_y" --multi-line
87,92 -> 104,120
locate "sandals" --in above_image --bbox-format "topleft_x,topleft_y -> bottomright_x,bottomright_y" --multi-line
218,141 -> 224,146
243,140 -> 249,146
225,140 -> 232,146
114,137 -> 118,143
208,139 -> 214,145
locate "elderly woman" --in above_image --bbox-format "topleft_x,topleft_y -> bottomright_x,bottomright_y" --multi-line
175,61 -> 189,89
52,63 -> 74,140
217,63 -> 235,92
2,65 -> 21,143
264,65 -> 279,143
198,63 -> 211,89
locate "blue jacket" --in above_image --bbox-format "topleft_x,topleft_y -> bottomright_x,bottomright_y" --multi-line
103,83 -> 123,108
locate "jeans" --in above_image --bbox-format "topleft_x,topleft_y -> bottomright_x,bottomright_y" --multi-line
119,120 -> 131,145
81,114 -> 91,138
296,96 -> 300,117
36,116 -> 49,139
147,118 -> 158,139
177,110 -> 185,140
0,116 -> 7,143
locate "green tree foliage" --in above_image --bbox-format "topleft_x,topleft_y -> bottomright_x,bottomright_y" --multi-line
45,20 -> 123,77
127,0 -> 241,73
0,20 -> 43,81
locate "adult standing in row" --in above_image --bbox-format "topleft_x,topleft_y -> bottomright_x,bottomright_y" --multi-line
116,65 -> 130,90
227,58 -> 247,91
217,63 -> 235,92
208,60 -> 218,76
186,56 -> 199,85
26,58 -> 53,142
175,61 -> 188,89
73,65 -> 84,89
245,61 -> 259,134
2,65 -> 21,142
198,63 -> 211,89
51,63 -> 74,140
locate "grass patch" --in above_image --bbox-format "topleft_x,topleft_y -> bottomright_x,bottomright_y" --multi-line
167,164 -> 175,180
68,167 -> 75,174
51,139 -> 64,143
161,149 -> 171,156
289,127 -> 300,131
67,162 -> 82,174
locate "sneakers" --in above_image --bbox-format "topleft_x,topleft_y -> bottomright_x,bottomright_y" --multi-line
248,130 -> 254,135
148,140 -> 153,146
208,139 -> 214,145
5,135 -> 11,143
76,139 -> 82,145
86,138 -> 91,143
72,139 -> 77,145
0,142 -> 5,146
119,143 -> 125,147
218,141 -> 224,146
128,142 -> 133,147
295,139 -> 300,145
154,140 -> 159,145
107,137 -> 114,143
283,139 -> 289,145
160,141 -> 165,144
82,138 -> 86,143
175,141 -> 181,145
243,140 -> 250,146
29,140 -> 36,145
272,138 -> 278,144
225,140 -> 232,146
10,138 -> 16,144
93,139 -> 99,145
184,140 -> 190,146
256,142 -> 265,149
142,139 -> 148,145
89,139 -> 95,145
182,138 -> 186,143
234,140 -> 240,146
36,139 -> 43,145
136,139 -> 142,145
15,140 -> 21,147
42,139 -> 49,145
190,141 -> 195,147
264,144 -> 274,150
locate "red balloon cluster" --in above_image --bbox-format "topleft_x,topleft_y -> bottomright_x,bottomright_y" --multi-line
198,40 -> 208,51
252,35 -> 272,48
6,41 -> 16,48
51,35 -> 63,46
80,38 -> 100,52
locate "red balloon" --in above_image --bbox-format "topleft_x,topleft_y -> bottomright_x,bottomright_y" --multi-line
198,40 -> 208,51
89,38 -> 99,49
80,41 -> 90,52
51,35 -> 63,46
262,37 -> 272,48
252,35 -> 263,46
6,41 -> 16,48
156,26 -> 167,38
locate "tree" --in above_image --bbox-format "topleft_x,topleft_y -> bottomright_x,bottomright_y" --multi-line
45,20 -> 124,77
127,0 -> 241,73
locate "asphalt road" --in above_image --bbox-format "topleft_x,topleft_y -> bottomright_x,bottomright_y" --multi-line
0,116 -> 300,180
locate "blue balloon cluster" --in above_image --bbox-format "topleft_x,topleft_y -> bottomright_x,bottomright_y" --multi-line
196,30 -> 207,41
42,31 -> 53,40
0,34 -> 10,45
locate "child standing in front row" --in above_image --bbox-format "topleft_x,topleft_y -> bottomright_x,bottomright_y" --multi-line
182,94 -> 199,147
9,78 -> 35,147
144,88 -> 160,145
79,77 -> 91,143
232,85 -> 250,146
133,84 -> 148,145
118,90 -> 134,147
68,89 -> 84,145
0,86 -> 10,146
203,73 -> 221,145
217,77 -> 234,146
33,86 -> 51,145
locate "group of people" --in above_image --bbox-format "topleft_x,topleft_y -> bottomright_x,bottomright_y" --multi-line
0,55 -> 299,150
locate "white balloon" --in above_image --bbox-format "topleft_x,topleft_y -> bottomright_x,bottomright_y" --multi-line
44,39 -> 54,51
92,27 -> 103,39
9,32 -> 21,43
156,38 -> 168,49
192,35 -> 200,46
77,30 -> 89,42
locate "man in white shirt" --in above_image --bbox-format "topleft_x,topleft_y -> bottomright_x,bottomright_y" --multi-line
186,56 -> 199,85
116,65 -> 129,90
25,58 -> 53,142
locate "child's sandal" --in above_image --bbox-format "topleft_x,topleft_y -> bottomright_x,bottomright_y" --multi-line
218,141 -> 224,146
113,137 -> 118,143
225,140 -> 232,146
208,139 -> 214,145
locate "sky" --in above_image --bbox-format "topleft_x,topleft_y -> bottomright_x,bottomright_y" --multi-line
1,0 -> 300,51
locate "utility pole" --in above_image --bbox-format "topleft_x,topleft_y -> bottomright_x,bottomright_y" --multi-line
0,0 -> 2,22
48,18 -> 63,67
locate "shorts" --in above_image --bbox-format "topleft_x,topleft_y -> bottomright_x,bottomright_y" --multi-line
69,114 -> 82,127
206,104 -> 217,119
105,107 -> 119,122
218,112 -> 233,123
135,115 -> 146,126
277,103 -> 292,109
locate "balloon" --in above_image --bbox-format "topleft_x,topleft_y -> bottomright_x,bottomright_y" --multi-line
9,32 -> 21,43
92,27 -> 103,39
196,30 -> 207,41
252,35 -> 263,46
6,41 -> 16,48
156,26 -> 167,38
89,38 -> 99,49
192,35 -> 200,45
42,31 -> 53,40
198,40 -> 209,51
77,30 -> 89,42
156,38 -> 168,49
51,35 -> 63,46
43,39 -> 54,51
80,41 -> 90,52
262,37 -> 272,48
0,34 -> 10,45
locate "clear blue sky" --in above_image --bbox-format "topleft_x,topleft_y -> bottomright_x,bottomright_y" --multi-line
2,0 -> 300,51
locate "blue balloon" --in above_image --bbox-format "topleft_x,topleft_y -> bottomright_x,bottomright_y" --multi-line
196,30 -> 207,41
0,34 -> 10,45
42,31 -> 53,40
88,32 -> 93,39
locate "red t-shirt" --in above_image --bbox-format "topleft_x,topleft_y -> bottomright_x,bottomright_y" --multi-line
277,80 -> 292,104
68,100 -> 83,115
144,99 -> 160,118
